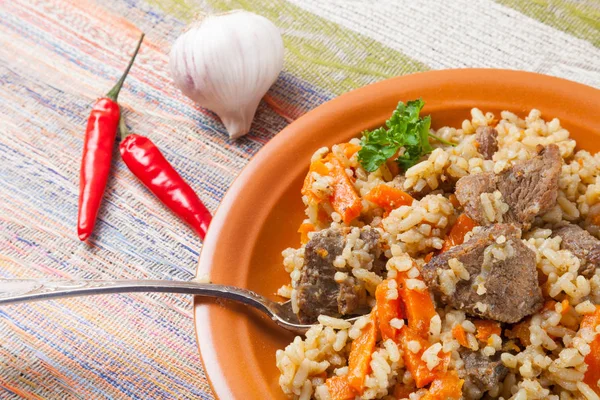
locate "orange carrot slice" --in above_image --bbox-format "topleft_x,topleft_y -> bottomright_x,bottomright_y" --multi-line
421,370 -> 464,400
393,382 -> 416,399
328,157 -> 362,224
376,280 -> 404,342
441,214 -> 476,252
424,252 -> 434,263
474,320 -> 501,343
324,375 -> 357,400
347,310 -> 378,393
298,222 -> 315,244
399,328 -> 450,388
582,306 -> 600,394
365,185 -> 414,214
452,324 -> 469,348
339,143 -> 361,159
301,159 -> 330,204
397,274 -> 436,337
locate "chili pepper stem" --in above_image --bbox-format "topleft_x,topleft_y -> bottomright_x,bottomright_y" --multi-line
106,33 -> 145,102
119,114 -> 130,141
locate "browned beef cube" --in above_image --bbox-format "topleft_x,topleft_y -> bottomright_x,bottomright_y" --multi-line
553,224 -> 600,278
475,126 -> 498,160
296,227 -> 381,324
422,224 -> 543,323
456,144 -> 561,227
460,349 -> 508,399
296,229 -> 343,323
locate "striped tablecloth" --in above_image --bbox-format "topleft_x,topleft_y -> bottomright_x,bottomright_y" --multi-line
1,0 -> 598,398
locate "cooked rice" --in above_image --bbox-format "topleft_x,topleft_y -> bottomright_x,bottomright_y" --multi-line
421,343 -> 443,370
277,108 -> 600,399
382,194 -> 454,255
480,190 -> 509,223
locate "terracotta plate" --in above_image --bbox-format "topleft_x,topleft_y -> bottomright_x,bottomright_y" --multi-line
195,69 -> 600,399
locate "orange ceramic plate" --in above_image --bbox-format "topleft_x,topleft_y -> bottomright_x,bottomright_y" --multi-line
195,69 -> 600,399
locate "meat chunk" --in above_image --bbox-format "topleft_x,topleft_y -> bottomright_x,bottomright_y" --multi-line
422,224 -> 543,323
296,229 -> 343,323
553,224 -> 600,278
460,349 -> 508,399
296,227 -> 381,323
359,227 -> 381,255
454,173 -> 495,220
475,126 -> 498,160
456,144 -> 561,227
337,279 -> 359,315
359,227 -> 387,276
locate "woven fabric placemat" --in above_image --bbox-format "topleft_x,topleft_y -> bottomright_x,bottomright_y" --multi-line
1,0 -> 598,398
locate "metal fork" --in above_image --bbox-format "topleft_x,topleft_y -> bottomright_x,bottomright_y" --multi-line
0,279 -> 362,335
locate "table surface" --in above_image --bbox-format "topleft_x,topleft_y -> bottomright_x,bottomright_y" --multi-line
1,0 -> 599,398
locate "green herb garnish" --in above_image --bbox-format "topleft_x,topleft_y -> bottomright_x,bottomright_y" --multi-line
357,99 -> 455,172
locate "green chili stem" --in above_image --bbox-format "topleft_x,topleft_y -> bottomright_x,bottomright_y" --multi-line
106,33 -> 145,101
118,114 -> 130,141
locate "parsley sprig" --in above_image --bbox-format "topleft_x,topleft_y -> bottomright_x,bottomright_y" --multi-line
357,99 -> 455,172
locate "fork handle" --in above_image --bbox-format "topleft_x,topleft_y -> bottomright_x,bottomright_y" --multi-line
0,279 -> 275,313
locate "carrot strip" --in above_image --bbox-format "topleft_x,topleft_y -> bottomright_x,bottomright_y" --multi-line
508,319 -> 531,347
448,194 -> 461,209
317,208 -> 330,224
324,375 -> 357,400
339,143 -> 362,159
399,328 -> 436,388
365,185 -> 414,214
582,306 -> 600,394
397,274 -> 436,337
393,382 -> 416,399
399,328 -> 450,388
313,159 -> 330,175
376,280 -> 404,342
424,252 -> 434,263
474,320 -> 501,343
328,157 -> 362,224
347,310 -> 377,393
543,300 -> 557,311
301,154 -> 362,223
421,370 -> 464,400
441,214 -> 476,252
396,272 -> 447,389
561,299 -> 571,315
385,148 -> 402,177
301,159 -> 330,204
386,158 -> 400,177
298,222 -> 315,244
452,324 -> 469,348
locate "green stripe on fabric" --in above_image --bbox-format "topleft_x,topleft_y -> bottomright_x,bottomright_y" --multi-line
146,0 -> 428,95
496,0 -> 600,47
144,0 -> 194,21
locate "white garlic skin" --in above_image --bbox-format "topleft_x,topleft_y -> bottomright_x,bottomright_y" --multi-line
169,10 -> 284,139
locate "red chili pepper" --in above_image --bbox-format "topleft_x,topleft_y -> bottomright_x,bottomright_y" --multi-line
118,118 -> 212,239
77,34 -> 144,241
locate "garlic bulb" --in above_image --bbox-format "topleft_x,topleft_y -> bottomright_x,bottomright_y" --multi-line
169,10 -> 284,139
